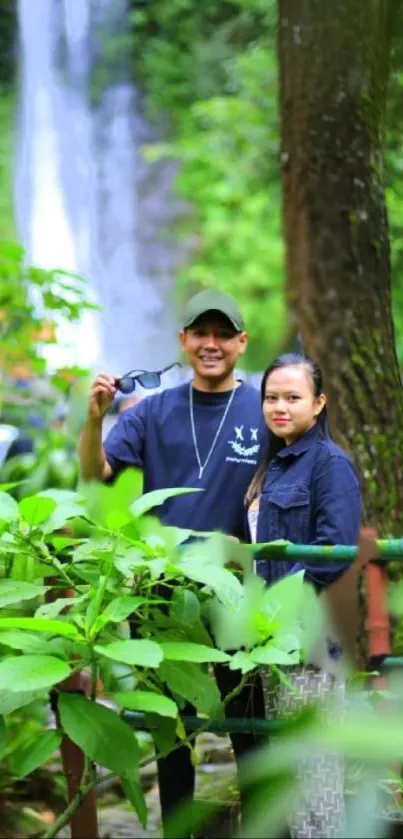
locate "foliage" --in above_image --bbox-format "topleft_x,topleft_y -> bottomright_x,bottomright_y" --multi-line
0,470 -> 310,835
0,240 -> 96,495
1,472 -> 403,835
130,0 -> 285,371
130,0 -> 403,370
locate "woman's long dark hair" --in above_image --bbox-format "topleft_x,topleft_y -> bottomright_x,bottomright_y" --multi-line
245,353 -> 331,507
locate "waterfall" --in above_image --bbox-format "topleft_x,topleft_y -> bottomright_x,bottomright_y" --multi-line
15,0 -> 178,375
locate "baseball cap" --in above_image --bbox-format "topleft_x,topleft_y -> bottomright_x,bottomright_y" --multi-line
182,289 -> 244,332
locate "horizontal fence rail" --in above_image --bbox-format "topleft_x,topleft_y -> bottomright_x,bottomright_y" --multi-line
252,539 -> 403,560
121,711 -> 287,734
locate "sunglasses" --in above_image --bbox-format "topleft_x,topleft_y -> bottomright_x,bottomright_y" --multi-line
114,362 -> 182,395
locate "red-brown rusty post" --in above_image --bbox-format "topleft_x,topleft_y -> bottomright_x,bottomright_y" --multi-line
366,559 -> 391,687
323,527 -> 379,672
46,582 -> 99,839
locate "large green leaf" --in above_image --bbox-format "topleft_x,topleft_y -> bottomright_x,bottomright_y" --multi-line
114,690 -> 178,718
95,639 -> 163,668
158,661 -> 222,717
131,487 -> 203,518
121,770 -> 147,828
12,730 -> 62,779
0,655 -> 70,692
262,571 -> 306,631
0,617 -> 80,639
18,495 -> 57,526
82,468 -> 143,528
160,642 -> 230,663
0,491 -> 19,522
0,580 -> 47,608
0,688 -> 47,715
59,693 -> 140,775
179,560 -> 244,609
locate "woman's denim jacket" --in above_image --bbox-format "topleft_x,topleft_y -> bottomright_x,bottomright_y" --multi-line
250,424 -> 361,591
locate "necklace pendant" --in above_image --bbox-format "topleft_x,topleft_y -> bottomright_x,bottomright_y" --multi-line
199,466 -> 204,479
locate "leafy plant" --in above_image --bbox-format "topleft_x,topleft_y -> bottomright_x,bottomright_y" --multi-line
0,469 -> 309,836
2,471 -> 403,836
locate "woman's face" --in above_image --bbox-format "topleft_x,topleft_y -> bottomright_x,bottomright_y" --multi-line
262,364 -> 326,445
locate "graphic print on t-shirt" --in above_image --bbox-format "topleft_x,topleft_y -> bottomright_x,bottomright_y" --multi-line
226,424 -> 261,465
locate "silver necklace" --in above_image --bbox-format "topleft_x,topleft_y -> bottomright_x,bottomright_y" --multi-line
189,382 -> 237,479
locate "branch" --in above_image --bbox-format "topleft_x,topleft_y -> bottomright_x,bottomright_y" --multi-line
38,670 -> 251,837
40,758 -> 94,839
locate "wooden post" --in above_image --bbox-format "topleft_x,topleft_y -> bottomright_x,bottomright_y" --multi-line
46,583 -> 99,839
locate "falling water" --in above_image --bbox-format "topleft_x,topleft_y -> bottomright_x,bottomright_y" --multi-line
15,0 -> 178,375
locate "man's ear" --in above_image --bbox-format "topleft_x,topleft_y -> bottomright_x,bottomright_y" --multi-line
238,331 -> 248,355
178,330 -> 186,351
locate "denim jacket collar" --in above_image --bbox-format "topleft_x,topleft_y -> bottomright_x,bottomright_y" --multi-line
275,422 -> 324,459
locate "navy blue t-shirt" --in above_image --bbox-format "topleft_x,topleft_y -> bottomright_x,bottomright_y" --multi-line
103,382 -> 265,538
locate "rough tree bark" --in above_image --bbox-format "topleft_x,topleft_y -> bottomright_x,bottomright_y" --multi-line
278,0 -> 403,533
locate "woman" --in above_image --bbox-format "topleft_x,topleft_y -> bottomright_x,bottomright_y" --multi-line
245,353 -> 361,839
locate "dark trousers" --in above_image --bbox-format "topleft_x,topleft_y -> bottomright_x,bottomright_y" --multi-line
129,592 -> 266,837
157,664 -> 265,837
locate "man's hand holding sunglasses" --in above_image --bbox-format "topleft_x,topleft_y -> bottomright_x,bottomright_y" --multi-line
89,373 -> 117,422
88,363 -> 182,422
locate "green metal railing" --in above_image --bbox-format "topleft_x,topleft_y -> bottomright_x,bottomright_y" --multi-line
122,711 -> 285,734
251,539 -> 403,560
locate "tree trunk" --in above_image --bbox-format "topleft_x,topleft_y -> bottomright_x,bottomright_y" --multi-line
278,0 -> 403,533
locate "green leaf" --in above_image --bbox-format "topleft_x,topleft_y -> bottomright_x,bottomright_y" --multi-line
0,630 -> 71,659
95,639 -> 163,668
18,495 -> 57,526
59,693 -> 140,775
0,655 -> 70,692
0,715 -> 6,754
170,588 -> 201,625
131,487 -> 203,518
121,770 -> 148,828
0,580 -> 48,608
0,491 -> 19,522
0,481 -> 26,492
12,730 -> 62,779
180,560 -> 244,609
158,661 -> 222,717
262,571 -> 306,632
82,468 -> 143,528
0,617 -> 80,639
149,715 -> 177,757
42,503 -> 87,534
114,690 -> 178,718
250,645 -> 300,666
0,688 -> 47,715
35,595 -> 87,619
38,488 -> 85,505
229,651 -> 257,674
94,596 -> 150,630
160,642 -> 230,663
0,630 -> 49,654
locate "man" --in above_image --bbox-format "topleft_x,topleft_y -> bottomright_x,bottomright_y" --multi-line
79,289 -> 266,834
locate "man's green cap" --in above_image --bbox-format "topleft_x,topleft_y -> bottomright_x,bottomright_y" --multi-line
182,289 -> 244,332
